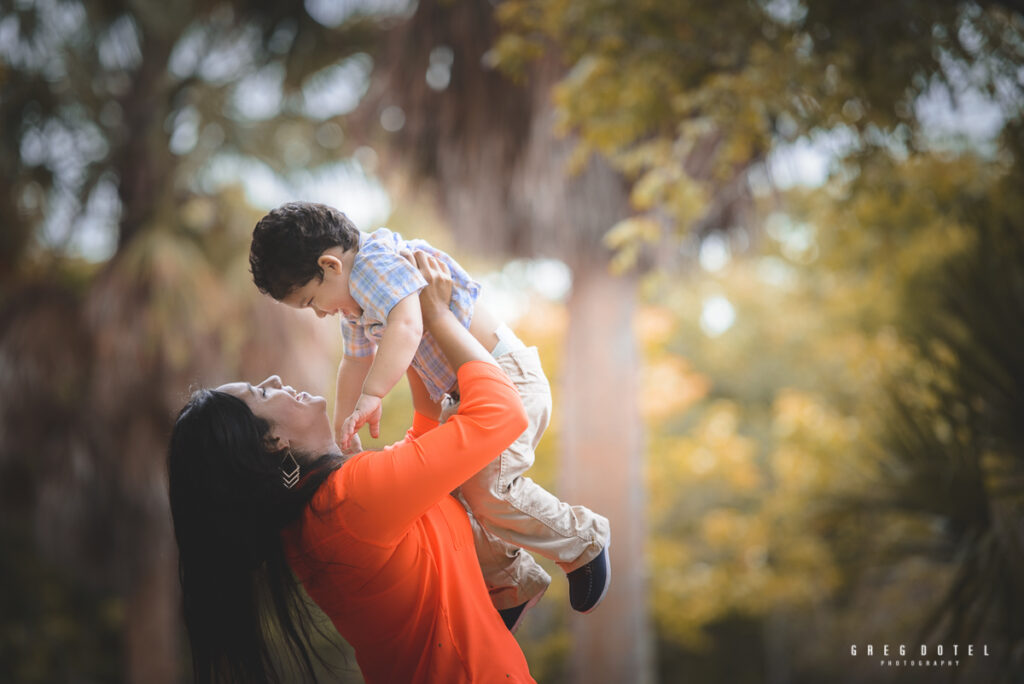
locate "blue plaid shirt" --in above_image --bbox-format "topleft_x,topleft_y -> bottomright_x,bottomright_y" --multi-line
342,228 -> 481,401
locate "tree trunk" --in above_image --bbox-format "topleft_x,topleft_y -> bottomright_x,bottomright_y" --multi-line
113,37 -> 172,251
561,262 -> 654,684
124,517 -> 178,684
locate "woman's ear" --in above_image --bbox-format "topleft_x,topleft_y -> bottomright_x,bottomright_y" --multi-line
263,431 -> 289,452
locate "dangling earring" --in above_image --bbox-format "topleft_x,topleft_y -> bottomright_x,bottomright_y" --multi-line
280,451 -> 300,489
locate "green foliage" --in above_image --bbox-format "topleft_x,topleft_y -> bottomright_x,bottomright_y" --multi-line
867,150 -> 1024,678
494,0 -> 1023,248
632,124 -> 1024,680
0,524 -> 122,683
492,4 -> 1024,675
641,260 -> 872,658
0,0 -> 383,267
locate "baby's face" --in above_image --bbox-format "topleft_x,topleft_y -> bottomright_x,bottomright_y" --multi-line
282,248 -> 362,319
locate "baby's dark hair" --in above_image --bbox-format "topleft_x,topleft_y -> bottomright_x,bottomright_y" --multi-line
250,202 -> 360,300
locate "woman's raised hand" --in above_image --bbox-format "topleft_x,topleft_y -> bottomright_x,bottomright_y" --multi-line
400,249 -> 495,371
402,251 -> 453,326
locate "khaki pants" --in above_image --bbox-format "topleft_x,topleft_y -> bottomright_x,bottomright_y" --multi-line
445,331 -> 611,610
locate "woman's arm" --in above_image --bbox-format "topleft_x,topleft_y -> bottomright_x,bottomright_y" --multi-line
416,251 -> 497,370
341,365 -> 526,543
335,253 -> 527,543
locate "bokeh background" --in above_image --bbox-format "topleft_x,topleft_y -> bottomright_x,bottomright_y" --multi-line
2,0 -> 1024,682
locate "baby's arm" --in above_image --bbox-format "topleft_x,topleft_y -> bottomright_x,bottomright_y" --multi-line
334,354 -> 373,451
339,293 -> 423,449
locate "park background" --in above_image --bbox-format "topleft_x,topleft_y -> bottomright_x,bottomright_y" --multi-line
2,0 -> 1024,682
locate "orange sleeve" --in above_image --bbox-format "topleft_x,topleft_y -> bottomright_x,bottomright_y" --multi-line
404,411 -> 439,441
340,361 -> 527,544
384,412 -> 437,450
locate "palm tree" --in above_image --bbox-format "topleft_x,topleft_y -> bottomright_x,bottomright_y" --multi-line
864,132 -> 1024,682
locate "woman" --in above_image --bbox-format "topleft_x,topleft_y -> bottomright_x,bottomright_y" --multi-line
168,252 -> 535,683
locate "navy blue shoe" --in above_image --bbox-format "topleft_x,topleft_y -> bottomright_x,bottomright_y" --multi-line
497,587 -> 546,633
567,546 -> 611,613
498,603 -> 527,632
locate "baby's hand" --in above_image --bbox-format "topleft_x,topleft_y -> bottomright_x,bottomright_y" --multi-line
340,432 -> 363,456
339,392 -> 384,450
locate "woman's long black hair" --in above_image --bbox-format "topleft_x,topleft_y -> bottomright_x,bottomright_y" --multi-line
167,388 -> 344,683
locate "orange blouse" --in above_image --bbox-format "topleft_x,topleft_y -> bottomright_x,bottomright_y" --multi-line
283,361 -> 536,683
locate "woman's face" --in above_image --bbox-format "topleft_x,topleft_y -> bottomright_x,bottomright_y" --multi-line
217,375 -> 339,460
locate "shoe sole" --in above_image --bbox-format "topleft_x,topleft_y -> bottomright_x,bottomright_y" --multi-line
579,541 -> 611,614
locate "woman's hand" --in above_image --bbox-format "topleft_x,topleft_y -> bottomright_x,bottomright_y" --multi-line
414,251 -> 453,326
400,249 -> 495,371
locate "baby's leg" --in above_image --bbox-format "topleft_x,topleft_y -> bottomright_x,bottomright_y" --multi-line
453,489 -> 550,610
459,341 -> 610,573
407,367 -> 442,422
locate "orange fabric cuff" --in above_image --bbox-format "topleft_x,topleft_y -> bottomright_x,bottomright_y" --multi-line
410,411 -> 439,438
